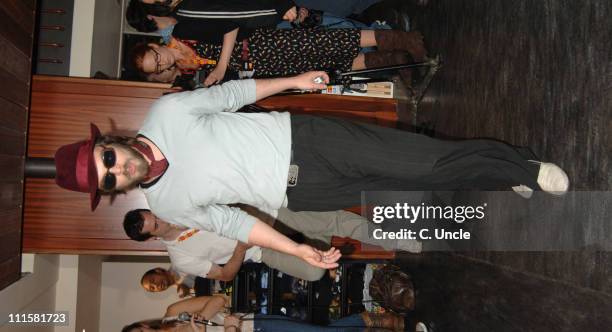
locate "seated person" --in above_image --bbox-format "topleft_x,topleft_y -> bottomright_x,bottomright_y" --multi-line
145,64 -> 182,83
130,27 -> 424,87
122,294 -> 412,332
124,207 -> 421,282
127,0 -> 298,86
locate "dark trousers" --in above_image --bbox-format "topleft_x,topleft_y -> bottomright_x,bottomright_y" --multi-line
286,115 -> 540,211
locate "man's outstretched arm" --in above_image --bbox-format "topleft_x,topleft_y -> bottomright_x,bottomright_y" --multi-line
181,206 -> 340,270
164,71 -> 329,114
248,219 -> 341,270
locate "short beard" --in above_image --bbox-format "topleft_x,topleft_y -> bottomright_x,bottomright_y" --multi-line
122,146 -> 150,190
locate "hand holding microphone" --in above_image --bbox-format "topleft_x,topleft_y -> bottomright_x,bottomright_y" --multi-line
293,71 -> 329,91
178,312 -> 218,326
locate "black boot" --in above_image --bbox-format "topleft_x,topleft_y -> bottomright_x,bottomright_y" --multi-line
374,30 -> 427,61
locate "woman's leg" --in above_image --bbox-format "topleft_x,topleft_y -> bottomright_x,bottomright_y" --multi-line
360,29 -> 377,47
351,53 -> 366,70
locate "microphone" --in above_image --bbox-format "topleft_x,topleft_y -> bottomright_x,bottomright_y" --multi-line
161,315 -> 180,324
178,312 -> 218,326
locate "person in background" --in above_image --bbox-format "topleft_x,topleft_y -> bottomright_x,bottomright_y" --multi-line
130,28 -> 425,86
294,0 -> 382,18
127,0 -> 298,86
121,294 -> 410,331
127,0 -> 422,86
124,207 -> 421,282
141,267 -> 194,298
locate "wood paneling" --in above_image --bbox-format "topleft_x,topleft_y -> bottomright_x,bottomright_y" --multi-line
26,76 -> 398,254
0,69 -> 30,107
0,98 -> 28,132
0,207 -> 22,264
25,77 -> 172,254
259,94 -> 398,127
0,131 -> 27,156
0,34 -> 33,81
0,156 -> 26,181
0,257 -> 22,291
0,182 -> 23,209
0,230 -> 21,264
0,1 -> 36,35
24,179 -> 147,238
0,0 -> 35,291
0,1 -> 34,56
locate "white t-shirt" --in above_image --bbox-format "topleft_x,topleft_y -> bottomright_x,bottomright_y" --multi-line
139,79 -> 292,243
163,229 -> 262,277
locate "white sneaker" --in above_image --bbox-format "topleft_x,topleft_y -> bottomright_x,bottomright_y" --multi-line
416,322 -> 429,332
396,239 -> 422,253
532,161 -> 569,195
513,162 -> 569,197
512,184 -> 534,199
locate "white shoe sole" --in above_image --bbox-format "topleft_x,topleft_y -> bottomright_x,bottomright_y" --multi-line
512,184 -> 534,199
416,322 -> 429,332
397,239 -> 422,253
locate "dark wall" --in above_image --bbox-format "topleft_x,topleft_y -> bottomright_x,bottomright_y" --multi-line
0,0 -> 36,291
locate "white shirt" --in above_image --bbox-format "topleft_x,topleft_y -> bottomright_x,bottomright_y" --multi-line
163,228 -> 262,278
139,79 -> 292,243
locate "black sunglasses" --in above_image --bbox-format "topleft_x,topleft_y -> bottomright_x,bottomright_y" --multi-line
101,148 -> 117,191
151,48 -> 163,74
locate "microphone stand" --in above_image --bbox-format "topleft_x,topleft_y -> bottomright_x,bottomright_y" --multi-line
280,55 -> 442,118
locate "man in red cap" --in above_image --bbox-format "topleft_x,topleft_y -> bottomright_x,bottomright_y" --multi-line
54,71 -> 343,271
54,71 -> 569,269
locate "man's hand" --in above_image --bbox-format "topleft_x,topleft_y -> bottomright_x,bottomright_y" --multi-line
292,71 -> 329,91
224,314 -> 242,330
282,6 -> 297,21
204,66 -> 226,87
247,219 -> 339,270
297,244 -> 341,269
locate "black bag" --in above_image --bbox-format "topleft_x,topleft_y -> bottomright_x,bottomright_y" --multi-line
369,265 -> 415,313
